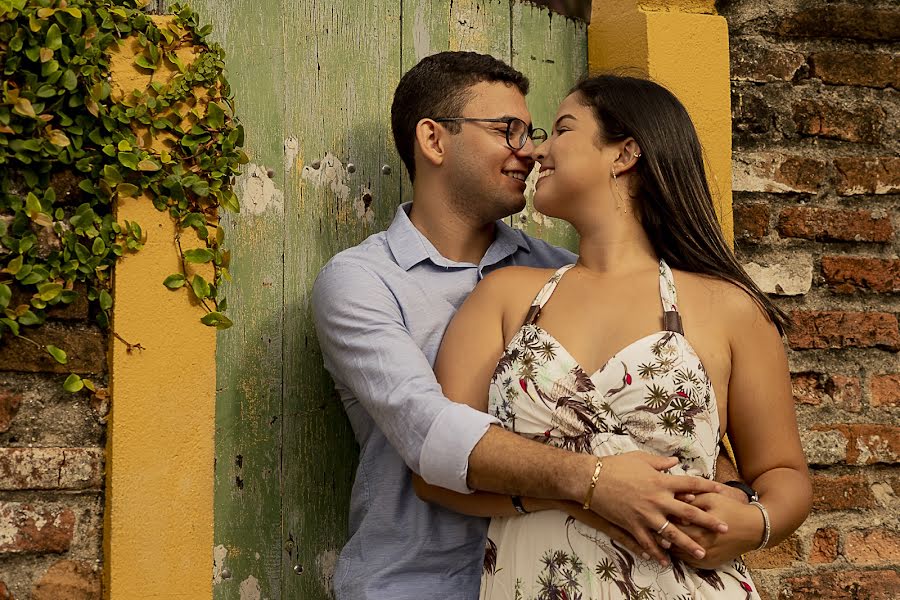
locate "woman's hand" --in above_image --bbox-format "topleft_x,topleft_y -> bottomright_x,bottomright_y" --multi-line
586,451 -> 728,565
669,492 -> 764,569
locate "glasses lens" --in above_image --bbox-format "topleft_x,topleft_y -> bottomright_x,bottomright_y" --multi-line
531,128 -> 547,145
507,118 -> 527,149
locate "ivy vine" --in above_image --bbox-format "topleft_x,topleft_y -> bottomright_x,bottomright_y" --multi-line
0,0 -> 245,390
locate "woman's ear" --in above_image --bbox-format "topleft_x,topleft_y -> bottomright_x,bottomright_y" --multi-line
612,137 -> 642,174
415,119 -> 446,168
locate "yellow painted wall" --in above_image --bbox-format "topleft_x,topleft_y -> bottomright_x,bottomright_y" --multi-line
588,0 -> 734,242
105,17 -> 216,599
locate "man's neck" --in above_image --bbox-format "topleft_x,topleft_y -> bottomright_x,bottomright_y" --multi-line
407,194 -> 497,265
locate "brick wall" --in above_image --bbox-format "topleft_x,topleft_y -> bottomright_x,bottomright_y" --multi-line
721,0 -> 899,598
0,289 -> 106,597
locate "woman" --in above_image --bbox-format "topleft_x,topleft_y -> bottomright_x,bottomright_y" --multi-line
415,74 -> 811,599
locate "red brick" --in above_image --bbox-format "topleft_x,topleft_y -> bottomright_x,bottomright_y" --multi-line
780,569 -> 900,600
792,372 -> 862,412
792,98 -> 885,143
0,581 -> 10,600
822,256 -> 900,294
0,321 -> 106,374
811,51 -> 900,88
0,447 -> 103,491
0,389 -> 22,433
744,534 -> 802,569
733,153 -> 826,194
0,503 -> 75,554
32,560 -> 101,600
778,208 -> 893,243
834,157 -> 900,196
845,528 -> 900,565
777,6 -> 900,42
788,311 -> 900,351
813,424 -> 900,465
731,38 -> 806,82
871,374 -> 900,409
810,527 -> 840,563
811,474 -> 877,511
734,203 -> 770,242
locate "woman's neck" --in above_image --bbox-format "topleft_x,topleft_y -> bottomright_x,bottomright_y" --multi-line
575,211 -> 658,275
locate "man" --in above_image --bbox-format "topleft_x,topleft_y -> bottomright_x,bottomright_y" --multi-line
312,52 -> 739,600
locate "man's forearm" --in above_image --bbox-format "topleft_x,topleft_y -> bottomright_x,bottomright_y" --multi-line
467,425 -> 596,504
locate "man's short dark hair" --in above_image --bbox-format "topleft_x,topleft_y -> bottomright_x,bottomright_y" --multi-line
390,51 -> 529,183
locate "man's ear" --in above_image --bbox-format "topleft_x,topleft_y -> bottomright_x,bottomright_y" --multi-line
415,118 -> 447,168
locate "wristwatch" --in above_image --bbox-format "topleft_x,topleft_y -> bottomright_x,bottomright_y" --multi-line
724,480 -> 759,503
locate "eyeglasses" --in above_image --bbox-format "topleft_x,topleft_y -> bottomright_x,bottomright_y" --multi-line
432,117 -> 547,150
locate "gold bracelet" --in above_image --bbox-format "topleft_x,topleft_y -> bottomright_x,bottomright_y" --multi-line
582,458 -> 604,509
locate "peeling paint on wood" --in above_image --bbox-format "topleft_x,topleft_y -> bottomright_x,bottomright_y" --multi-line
213,544 -> 228,585
315,549 -> 339,597
239,575 -> 262,600
237,164 -> 286,216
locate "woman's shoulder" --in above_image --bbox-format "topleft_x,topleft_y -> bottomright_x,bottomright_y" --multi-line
479,265 -> 567,293
673,269 -> 773,328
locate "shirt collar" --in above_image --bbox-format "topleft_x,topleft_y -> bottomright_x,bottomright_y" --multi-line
386,202 -> 531,271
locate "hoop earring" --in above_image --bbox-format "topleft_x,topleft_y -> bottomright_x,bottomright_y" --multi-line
612,167 -> 627,214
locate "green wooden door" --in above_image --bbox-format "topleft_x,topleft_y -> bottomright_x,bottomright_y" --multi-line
172,1 -> 586,597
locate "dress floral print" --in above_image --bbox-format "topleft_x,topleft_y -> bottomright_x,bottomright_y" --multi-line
481,260 -> 758,600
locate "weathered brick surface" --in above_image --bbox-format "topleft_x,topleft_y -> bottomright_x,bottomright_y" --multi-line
833,157 -> 900,195
780,569 -> 900,600
0,503 -> 75,554
725,0 -> 900,589
788,311 -> 900,351
810,51 -> 900,89
744,534 -> 802,569
0,581 -> 9,600
0,448 -> 103,491
792,372 -> 861,412
778,208 -> 893,243
871,374 -> 900,409
821,256 -> 900,294
733,202 -> 770,242
792,98 -> 885,144
0,390 -> 22,433
0,322 -> 106,374
810,474 -> 877,511
810,527 -> 839,564
845,528 -> 900,565
31,560 -> 101,600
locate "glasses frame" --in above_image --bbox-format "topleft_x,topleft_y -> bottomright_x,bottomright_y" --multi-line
432,117 -> 547,150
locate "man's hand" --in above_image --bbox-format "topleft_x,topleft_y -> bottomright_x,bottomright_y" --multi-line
669,492 -> 764,569
588,452 -> 728,565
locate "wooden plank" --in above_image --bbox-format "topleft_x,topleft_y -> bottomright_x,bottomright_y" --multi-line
510,3 -> 587,252
174,1 -> 287,598
280,0 -> 401,597
399,0 -> 512,201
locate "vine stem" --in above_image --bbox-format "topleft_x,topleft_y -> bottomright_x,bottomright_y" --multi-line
174,231 -> 215,313
113,331 -> 145,353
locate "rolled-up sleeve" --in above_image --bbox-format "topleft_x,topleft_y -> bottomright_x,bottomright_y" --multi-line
311,259 -> 498,493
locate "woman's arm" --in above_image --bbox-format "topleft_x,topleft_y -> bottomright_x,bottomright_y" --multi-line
673,291 -> 812,568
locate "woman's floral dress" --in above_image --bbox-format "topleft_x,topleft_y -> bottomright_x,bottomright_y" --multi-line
481,260 -> 758,600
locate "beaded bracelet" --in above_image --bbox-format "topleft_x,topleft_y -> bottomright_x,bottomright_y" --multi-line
749,501 -> 771,551
582,458 -> 604,510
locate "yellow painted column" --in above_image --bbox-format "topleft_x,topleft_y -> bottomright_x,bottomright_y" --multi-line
105,18 -> 216,599
589,0 -> 733,243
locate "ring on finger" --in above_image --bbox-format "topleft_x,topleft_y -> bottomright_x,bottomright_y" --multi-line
656,520 -> 671,535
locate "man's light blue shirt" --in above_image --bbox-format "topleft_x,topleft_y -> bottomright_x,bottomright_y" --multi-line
311,203 -> 575,599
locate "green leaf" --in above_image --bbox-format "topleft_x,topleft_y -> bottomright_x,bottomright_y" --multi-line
134,55 -> 157,70
137,159 -> 160,171
37,282 -> 63,301
200,311 -> 233,330
117,139 -> 132,152
116,183 -> 139,197
163,274 -> 185,289
18,310 -> 40,326
46,344 -> 67,364
46,23 -> 62,50
92,237 -> 106,256
0,284 -> 10,309
118,152 -> 139,170
74,243 -> 91,263
205,102 -> 225,129
99,289 -> 112,310
4,255 -> 23,275
183,248 -> 214,263
63,373 -> 84,393
61,69 -> 77,91
191,274 -> 210,300
0,318 -> 20,337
